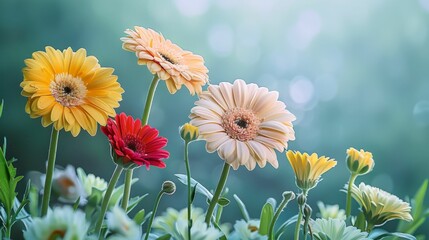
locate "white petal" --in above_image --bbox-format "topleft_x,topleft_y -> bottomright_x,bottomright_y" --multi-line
232,79 -> 247,108
205,133 -> 230,152
198,123 -> 224,134
191,106 -> 221,120
236,141 -> 250,165
219,82 -> 235,109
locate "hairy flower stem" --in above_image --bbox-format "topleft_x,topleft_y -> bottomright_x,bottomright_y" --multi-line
294,191 -> 308,240
144,191 -> 165,240
268,192 -> 295,240
122,75 -> 160,210
346,174 -> 358,217
95,165 -> 123,238
184,142 -> 193,239
205,162 -> 231,225
41,127 -> 59,216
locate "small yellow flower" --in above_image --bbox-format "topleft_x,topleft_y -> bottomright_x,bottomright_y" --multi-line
348,182 -> 412,228
286,150 -> 337,191
180,123 -> 199,143
346,148 -> 374,175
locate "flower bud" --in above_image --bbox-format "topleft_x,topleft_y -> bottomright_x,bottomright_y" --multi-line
304,204 -> 312,220
282,191 -> 296,202
162,181 -> 176,195
297,194 -> 307,205
346,147 -> 374,176
180,123 -> 199,143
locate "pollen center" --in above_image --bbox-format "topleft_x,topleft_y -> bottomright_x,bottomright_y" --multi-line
50,73 -> 87,107
221,108 -> 260,142
48,229 -> 66,240
160,52 -> 176,64
124,135 -> 144,153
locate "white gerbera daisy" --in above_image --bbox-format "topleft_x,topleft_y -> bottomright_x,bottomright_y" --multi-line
229,219 -> 267,240
106,206 -> 141,240
23,206 -> 89,240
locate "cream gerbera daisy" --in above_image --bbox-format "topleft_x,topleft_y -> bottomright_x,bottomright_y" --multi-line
21,46 -> 124,136
348,182 -> 412,228
286,150 -> 337,191
121,26 -> 209,95
190,79 -> 296,170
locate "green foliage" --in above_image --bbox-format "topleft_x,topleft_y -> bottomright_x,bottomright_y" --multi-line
156,234 -> 171,240
396,180 -> 429,237
233,194 -> 250,221
133,209 -> 146,225
0,144 -> 28,237
126,194 -> 148,213
259,199 -> 275,236
175,174 -> 213,200
369,229 -> 416,240
274,214 -> 298,240
0,99 -> 3,119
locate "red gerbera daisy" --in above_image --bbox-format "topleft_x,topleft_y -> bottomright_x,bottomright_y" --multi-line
101,113 -> 169,169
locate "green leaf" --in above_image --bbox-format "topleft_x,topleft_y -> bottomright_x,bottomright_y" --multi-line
397,179 -> 429,235
0,99 -> 4,119
108,178 -> 138,208
190,183 -> 198,204
369,229 -> 416,240
175,174 -> 213,200
133,209 -> 146,225
275,214 -> 298,240
233,194 -> 250,221
353,212 -> 367,232
126,194 -> 148,213
72,197 -> 81,211
259,200 -> 274,236
0,148 -> 23,218
156,233 -> 171,240
218,197 -> 230,207
28,184 -> 39,217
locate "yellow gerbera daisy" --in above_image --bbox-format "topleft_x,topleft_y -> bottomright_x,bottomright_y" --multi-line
121,26 -> 209,95
348,182 -> 412,228
21,46 -> 124,136
346,147 -> 374,175
286,150 -> 337,191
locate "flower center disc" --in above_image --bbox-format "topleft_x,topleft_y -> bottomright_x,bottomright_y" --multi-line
221,108 -> 260,141
124,134 -> 144,153
50,73 -> 87,107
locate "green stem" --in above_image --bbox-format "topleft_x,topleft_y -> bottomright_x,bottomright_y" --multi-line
294,191 -> 308,240
184,142 -> 192,240
268,193 -> 294,240
141,75 -> 160,125
205,162 -> 231,225
144,191 -> 164,240
215,206 -> 223,224
346,174 -> 358,217
121,170 -> 132,210
41,127 -> 60,216
95,165 -> 123,238
5,217 -> 12,238
294,204 -> 304,240
121,75 -> 160,211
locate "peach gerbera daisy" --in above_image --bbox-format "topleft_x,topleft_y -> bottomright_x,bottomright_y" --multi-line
190,79 -> 296,170
121,26 -> 209,95
21,46 -> 124,136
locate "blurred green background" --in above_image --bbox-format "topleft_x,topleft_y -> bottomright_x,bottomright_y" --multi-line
1,0 -> 429,237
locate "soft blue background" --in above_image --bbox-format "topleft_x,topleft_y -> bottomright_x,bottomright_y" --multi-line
1,0 -> 429,237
